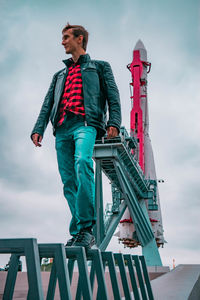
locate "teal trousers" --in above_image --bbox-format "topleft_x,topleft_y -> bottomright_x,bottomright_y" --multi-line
55,113 -> 97,236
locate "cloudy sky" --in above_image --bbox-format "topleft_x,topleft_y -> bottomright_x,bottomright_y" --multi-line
0,0 -> 200,270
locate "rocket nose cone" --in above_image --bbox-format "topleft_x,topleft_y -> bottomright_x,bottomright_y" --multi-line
134,39 -> 146,51
134,39 -> 147,61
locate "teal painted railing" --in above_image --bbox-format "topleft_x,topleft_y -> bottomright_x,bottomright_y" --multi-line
0,238 -> 154,299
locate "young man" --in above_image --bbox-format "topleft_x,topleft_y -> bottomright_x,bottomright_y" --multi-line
31,23 -> 121,249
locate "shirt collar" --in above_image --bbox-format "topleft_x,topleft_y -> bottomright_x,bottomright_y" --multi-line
62,54 -> 91,67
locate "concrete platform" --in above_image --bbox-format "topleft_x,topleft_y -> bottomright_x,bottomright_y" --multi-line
151,264 -> 200,300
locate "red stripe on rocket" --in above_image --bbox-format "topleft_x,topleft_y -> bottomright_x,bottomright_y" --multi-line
128,45 -> 151,173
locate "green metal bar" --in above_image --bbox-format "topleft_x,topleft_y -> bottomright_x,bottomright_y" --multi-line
54,244 -> 72,300
3,254 -> 19,300
87,249 -> 109,300
138,199 -> 162,266
0,239 -> 44,300
99,200 -> 127,251
39,244 -> 72,300
111,185 -> 121,214
66,247 -> 94,299
123,254 -> 140,300
142,233 -> 162,266
46,261 -> 57,300
101,252 -> 121,300
139,256 -> 154,300
89,262 -> 95,292
132,255 -> 148,300
25,239 -> 44,300
114,253 -> 132,300
0,238 -> 26,253
75,247 -> 93,300
67,259 -> 75,283
94,159 -> 105,246
96,258 -> 106,300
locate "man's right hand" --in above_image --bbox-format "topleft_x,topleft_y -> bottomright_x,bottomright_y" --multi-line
32,133 -> 43,147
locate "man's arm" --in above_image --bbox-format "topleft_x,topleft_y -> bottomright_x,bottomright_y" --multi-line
103,62 -> 121,137
31,73 -> 57,145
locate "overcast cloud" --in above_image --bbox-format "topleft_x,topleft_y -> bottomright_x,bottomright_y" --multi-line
0,0 -> 200,269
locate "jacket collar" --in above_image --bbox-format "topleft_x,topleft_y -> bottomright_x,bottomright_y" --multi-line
62,53 -> 91,67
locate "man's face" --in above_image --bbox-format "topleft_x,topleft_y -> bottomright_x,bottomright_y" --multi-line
62,29 -> 83,54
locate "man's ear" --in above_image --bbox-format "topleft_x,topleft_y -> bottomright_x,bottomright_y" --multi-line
78,35 -> 84,46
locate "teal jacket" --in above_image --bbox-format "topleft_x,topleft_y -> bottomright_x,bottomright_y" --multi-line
31,54 -> 121,139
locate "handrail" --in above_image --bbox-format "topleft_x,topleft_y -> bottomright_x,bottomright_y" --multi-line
0,239 -> 154,299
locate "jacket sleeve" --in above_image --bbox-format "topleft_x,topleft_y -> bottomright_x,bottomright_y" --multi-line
30,74 -> 57,139
103,62 -> 122,133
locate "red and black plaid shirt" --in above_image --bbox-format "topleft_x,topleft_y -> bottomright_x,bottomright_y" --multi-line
57,63 -> 85,126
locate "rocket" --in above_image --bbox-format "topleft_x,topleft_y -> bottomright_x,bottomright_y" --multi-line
117,40 -> 165,248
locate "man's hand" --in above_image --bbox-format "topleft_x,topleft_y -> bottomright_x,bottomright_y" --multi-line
107,126 -> 119,139
32,133 -> 43,147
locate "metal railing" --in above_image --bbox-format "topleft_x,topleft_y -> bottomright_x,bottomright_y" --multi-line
0,238 -> 154,299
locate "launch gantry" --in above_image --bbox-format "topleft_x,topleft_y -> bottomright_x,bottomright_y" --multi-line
93,40 -> 165,266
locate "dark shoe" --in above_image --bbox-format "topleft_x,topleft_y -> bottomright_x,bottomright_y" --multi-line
73,229 -> 95,249
65,236 -> 76,247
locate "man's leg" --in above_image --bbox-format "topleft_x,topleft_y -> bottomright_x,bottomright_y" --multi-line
55,128 -> 79,236
73,125 -> 97,232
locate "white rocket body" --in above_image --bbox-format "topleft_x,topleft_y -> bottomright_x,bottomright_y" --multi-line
117,40 -> 165,248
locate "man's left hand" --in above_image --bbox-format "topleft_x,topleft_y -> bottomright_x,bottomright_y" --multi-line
107,126 -> 119,139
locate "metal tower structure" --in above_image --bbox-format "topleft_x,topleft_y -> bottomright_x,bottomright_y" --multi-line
93,40 -> 165,266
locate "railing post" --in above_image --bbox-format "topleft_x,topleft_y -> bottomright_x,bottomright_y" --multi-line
114,253 -> 132,300
25,239 -> 44,300
38,244 -> 72,300
94,159 -> 105,246
46,262 -> 57,300
87,249 -> 109,300
132,255 -> 148,300
101,252 -> 121,300
3,254 -> 20,300
0,238 -> 44,300
140,255 -> 154,300
123,254 -> 140,300
66,247 -> 92,300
